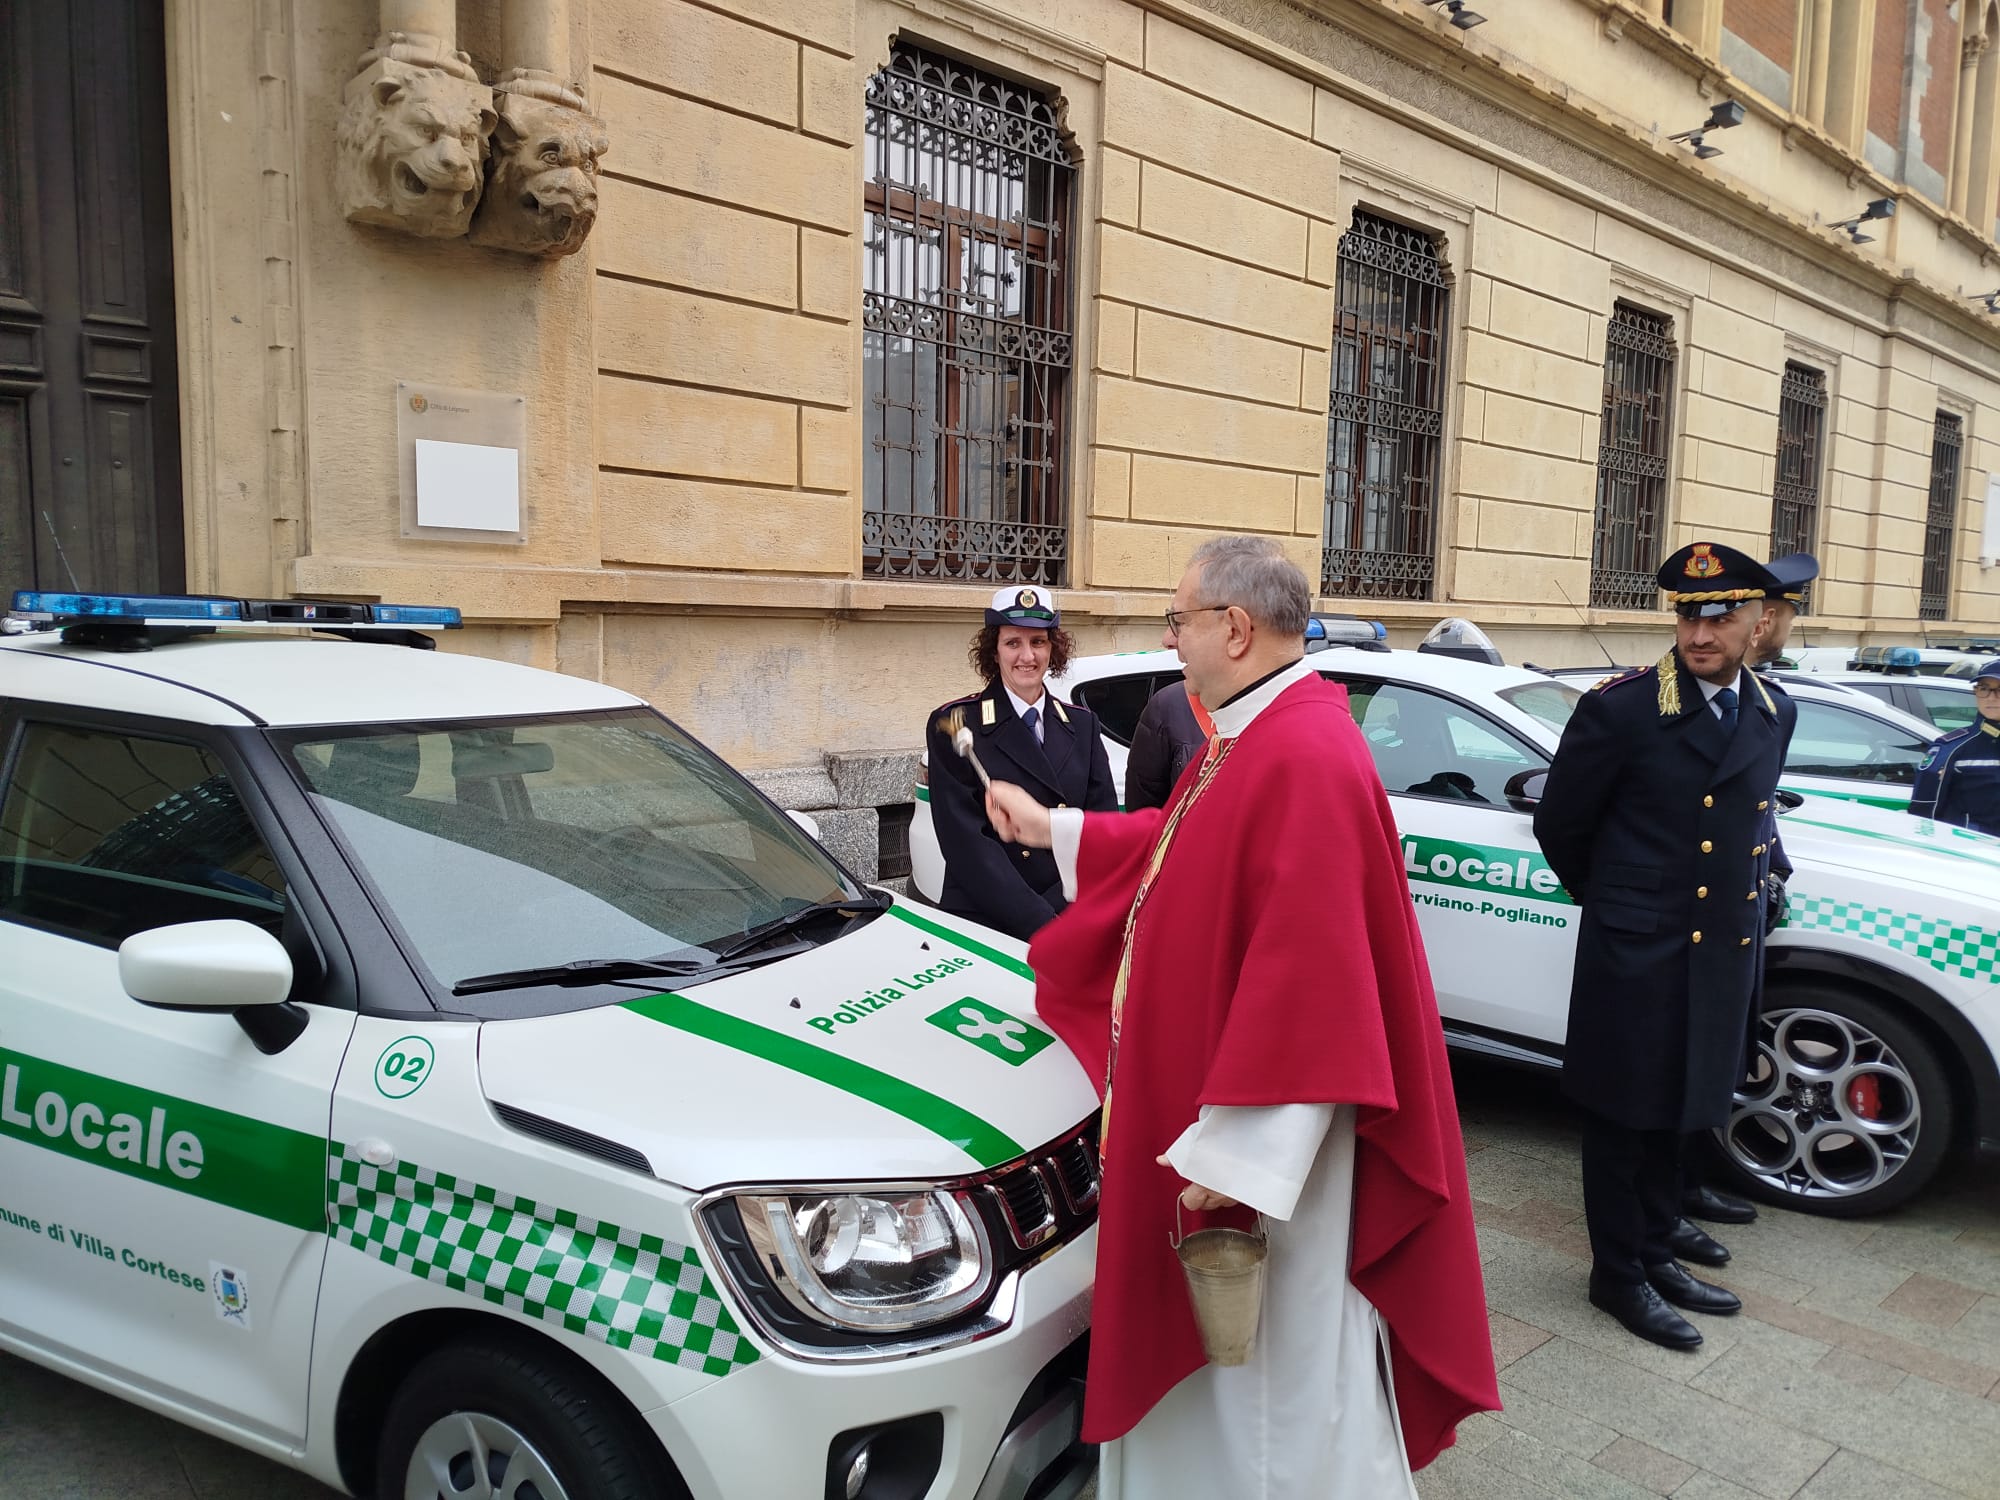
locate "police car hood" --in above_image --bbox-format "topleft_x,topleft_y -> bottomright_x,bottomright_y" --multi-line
1777,794 -> 2000,902
476,901 -> 1097,1190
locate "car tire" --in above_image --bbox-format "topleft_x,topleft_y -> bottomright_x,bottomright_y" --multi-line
1709,983 -> 1954,1218
375,1336 -> 685,1500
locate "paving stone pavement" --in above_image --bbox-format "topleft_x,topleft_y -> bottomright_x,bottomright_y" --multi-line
4,1064 -> 1994,1499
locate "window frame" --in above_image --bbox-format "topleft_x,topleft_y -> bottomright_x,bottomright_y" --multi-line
1320,672 -> 1550,808
1782,698 -> 1933,786
1921,410 -> 1963,622
1590,303 -> 1677,610
1321,209 -> 1453,603
1770,361 -> 1829,610
859,42 -> 1078,588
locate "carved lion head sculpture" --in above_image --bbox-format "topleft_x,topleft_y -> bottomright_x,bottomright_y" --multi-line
468,93 -> 610,258
335,61 -> 497,239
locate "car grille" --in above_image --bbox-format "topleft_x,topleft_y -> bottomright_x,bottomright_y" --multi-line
981,1117 -> 1100,1260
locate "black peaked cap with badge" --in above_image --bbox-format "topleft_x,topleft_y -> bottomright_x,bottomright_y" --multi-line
926,586 -> 1118,942
1763,551 -> 1820,606
1533,540 -> 1799,1131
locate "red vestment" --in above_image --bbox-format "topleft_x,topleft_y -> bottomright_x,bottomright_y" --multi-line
1029,674 -> 1498,1466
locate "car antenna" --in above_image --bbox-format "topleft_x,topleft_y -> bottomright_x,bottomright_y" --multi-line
1552,576 -> 1618,666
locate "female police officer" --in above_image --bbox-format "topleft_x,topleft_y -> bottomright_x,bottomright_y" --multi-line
1910,658 -> 2000,834
924,586 -> 1118,940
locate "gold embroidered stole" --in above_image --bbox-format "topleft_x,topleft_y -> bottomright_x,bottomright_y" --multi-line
1099,736 -> 1235,1161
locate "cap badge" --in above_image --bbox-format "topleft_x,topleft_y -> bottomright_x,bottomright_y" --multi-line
1684,544 -> 1723,580
1016,589 -> 1038,609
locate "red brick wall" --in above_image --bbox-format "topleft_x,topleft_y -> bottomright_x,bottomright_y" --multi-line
1725,0 -> 1797,68
1921,0 -> 1967,175
1871,0 -> 1911,144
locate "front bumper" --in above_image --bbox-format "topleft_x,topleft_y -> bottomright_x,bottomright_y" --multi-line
644,1224 -> 1096,1500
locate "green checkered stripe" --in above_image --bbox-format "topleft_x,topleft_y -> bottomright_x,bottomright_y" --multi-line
327,1143 -> 758,1377
1785,894 -> 2000,983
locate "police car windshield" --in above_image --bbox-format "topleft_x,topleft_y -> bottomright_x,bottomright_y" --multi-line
277,709 -> 865,1012
1496,681 -> 1584,735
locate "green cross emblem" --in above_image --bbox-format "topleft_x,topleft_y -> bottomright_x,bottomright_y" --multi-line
925,997 -> 1055,1066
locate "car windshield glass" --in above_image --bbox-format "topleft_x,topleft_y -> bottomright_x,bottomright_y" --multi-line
1912,687 -> 1978,734
278,709 -> 861,1009
1496,680 -> 1583,734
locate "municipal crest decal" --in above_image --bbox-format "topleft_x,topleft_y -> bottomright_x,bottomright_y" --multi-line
211,1262 -> 251,1328
1016,588 -> 1040,609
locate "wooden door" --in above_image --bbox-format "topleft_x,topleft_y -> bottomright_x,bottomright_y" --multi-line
0,0 -> 183,596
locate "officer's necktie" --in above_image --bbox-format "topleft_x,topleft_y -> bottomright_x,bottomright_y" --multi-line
1022,705 -> 1041,743
1714,686 -> 1739,733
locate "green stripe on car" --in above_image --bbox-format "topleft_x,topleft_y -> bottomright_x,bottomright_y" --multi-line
621,989 -> 1025,1169
0,1048 -> 324,1232
1784,894 -> 2000,983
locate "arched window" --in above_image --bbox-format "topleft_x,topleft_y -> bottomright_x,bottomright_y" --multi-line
1321,211 -> 1451,602
860,45 -> 1077,585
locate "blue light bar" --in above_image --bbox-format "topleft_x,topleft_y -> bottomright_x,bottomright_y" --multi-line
11,591 -> 243,622
371,603 -> 462,627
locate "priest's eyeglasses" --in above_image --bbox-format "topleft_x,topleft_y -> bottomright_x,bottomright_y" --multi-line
1164,604 -> 1229,638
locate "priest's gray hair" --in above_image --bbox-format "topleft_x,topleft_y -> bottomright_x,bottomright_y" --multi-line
1188,535 -> 1310,636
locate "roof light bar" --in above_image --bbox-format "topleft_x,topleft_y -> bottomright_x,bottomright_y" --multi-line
8,590 -> 461,630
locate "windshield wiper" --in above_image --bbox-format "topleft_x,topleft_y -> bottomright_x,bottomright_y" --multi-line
706,891 -> 893,964
452,955 -> 727,996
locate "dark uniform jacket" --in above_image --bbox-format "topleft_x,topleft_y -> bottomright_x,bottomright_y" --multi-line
1124,681 -> 1206,812
1909,718 -> 2000,835
926,681 -> 1118,940
1534,651 -> 1797,1131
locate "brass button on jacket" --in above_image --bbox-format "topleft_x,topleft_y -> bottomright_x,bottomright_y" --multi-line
1740,937 -> 1752,946
1697,886 -> 1709,898
1703,795 -> 1714,807
1700,840 -> 1713,853
1758,800 -> 1770,811
1692,931 -> 1703,943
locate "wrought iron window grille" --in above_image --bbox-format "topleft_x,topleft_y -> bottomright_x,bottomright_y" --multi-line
1770,363 -> 1828,613
1921,412 -> 1962,622
861,45 -> 1077,586
1321,212 -> 1450,601
1590,305 -> 1677,611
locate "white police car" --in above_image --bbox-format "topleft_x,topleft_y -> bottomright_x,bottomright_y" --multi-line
912,645 -> 2000,1218
1784,668 -> 1981,737
0,592 -> 1099,1500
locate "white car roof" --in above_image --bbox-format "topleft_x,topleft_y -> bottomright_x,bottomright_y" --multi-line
1806,671 -> 1974,692
0,632 -> 640,728
1056,646 -> 1571,698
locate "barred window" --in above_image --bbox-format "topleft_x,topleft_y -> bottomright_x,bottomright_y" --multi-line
860,45 -> 1076,586
1770,362 -> 1827,610
1590,306 -> 1676,610
1921,412 -> 1963,621
1322,211 -> 1450,601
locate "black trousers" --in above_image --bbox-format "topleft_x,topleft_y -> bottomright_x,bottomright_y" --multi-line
1579,1113 -> 1682,1284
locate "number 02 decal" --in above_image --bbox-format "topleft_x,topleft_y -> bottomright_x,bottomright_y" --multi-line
373,1036 -> 436,1100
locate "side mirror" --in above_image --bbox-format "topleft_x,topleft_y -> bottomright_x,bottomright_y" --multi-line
1775,788 -> 1804,809
1504,768 -> 1548,811
120,919 -> 294,1011
785,809 -> 822,841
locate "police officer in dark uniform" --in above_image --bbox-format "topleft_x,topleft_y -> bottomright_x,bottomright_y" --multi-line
1909,656 -> 2000,834
1675,549 -> 1821,1239
1534,542 -> 1797,1351
925,586 -> 1118,940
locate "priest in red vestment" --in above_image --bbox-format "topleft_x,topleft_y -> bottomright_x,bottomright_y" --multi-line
985,537 -> 1498,1495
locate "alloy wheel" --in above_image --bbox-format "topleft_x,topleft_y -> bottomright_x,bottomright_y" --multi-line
1723,1004 -> 1922,1202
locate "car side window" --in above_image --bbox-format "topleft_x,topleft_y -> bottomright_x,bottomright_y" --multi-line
1785,701 -> 1931,785
1070,671 -> 1182,748
0,723 -> 287,947
1911,687 -> 1978,734
1332,678 -> 1543,805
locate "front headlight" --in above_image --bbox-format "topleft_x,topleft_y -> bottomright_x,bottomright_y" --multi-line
730,1188 -> 992,1332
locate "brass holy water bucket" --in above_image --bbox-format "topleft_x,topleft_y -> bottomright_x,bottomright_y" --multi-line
1170,1202 -> 1268,1367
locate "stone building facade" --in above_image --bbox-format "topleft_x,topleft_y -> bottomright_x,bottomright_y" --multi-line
10,0 -> 2000,876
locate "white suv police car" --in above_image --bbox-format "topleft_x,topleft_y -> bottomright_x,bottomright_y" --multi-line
914,646 -> 2000,1218
0,592 -> 1099,1500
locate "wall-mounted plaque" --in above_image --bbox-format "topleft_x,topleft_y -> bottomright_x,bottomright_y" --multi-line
396,381 -> 527,543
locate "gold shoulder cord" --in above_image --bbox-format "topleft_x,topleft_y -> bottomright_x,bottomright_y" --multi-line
1749,672 -> 1776,715
1655,651 -> 1681,717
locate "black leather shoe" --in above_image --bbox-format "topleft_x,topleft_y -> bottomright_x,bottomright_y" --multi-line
1646,1261 -> 1742,1316
1682,1183 -> 1757,1224
1667,1217 -> 1731,1267
1588,1272 -> 1703,1349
